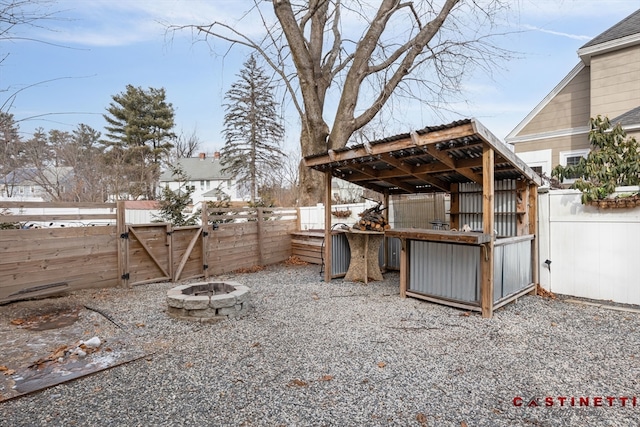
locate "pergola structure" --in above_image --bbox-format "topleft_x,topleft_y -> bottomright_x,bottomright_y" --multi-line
303,119 -> 542,318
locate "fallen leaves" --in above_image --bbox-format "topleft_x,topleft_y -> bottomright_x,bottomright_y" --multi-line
377,361 -> 387,369
459,311 -> 471,317
0,365 -> 16,375
287,379 -> 308,387
319,375 -> 333,382
284,256 -> 309,266
233,265 -> 266,274
537,287 -> 556,299
416,413 -> 428,426
311,293 -> 320,301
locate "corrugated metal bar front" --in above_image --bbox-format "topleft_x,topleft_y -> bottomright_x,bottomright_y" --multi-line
458,180 -> 517,237
494,238 -> 533,300
382,237 -> 401,270
331,232 -> 351,277
408,240 -> 480,304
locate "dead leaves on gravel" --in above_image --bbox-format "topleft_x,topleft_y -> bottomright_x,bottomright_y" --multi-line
286,374 -> 335,388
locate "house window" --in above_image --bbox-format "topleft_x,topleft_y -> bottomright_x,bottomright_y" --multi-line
531,166 -> 543,176
200,180 -> 205,190
559,149 -> 589,182
206,180 -> 210,190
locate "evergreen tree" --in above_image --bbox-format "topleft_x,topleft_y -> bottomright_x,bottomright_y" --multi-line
220,55 -> 285,203
553,116 -> 640,204
103,85 -> 176,200
0,112 -> 23,198
155,164 -> 197,226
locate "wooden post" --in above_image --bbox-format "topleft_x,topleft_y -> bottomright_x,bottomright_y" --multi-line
166,223 -> 173,281
257,208 -> 264,265
528,183 -> 539,294
481,145 -> 495,318
295,207 -> 301,231
116,201 -> 129,288
323,171 -> 332,282
399,239 -> 407,298
201,203 -> 209,280
515,179 -> 529,236
450,183 -> 459,230
383,190 -> 390,270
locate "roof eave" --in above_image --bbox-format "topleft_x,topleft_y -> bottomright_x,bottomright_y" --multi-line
578,33 -> 640,65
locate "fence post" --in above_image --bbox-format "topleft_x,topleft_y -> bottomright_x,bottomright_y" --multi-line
116,201 -> 129,288
257,208 -> 264,265
201,203 -> 209,279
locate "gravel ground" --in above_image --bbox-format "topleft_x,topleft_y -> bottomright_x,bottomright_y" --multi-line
1,263 -> 639,427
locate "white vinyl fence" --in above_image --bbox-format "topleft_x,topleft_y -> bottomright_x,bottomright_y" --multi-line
538,189 -> 640,305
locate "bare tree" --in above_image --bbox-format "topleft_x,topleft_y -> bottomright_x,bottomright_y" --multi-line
1,0 -> 64,112
172,0 -> 511,204
172,127 -> 202,160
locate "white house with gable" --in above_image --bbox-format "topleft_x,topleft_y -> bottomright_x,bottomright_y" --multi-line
159,152 -> 241,203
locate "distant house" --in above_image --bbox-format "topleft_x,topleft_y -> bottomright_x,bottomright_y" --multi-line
0,166 -> 74,201
159,152 -> 241,203
506,9 -> 640,176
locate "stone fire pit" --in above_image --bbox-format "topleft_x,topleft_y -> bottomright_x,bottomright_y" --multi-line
166,281 -> 250,322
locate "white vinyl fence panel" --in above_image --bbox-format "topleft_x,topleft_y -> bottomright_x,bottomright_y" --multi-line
538,189 -> 640,305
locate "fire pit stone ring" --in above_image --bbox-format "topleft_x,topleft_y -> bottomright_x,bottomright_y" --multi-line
166,281 -> 250,322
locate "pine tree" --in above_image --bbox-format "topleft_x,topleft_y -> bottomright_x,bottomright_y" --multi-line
155,164 -> 197,226
103,85 -> 176,200
220,55 -> 285,203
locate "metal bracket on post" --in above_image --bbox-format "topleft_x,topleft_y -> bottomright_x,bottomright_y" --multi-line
120,232 -> 129,239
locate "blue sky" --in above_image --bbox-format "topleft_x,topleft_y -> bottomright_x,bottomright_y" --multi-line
2,0 -> 639,155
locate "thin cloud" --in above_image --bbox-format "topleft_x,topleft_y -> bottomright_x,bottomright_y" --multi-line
521,24 -> 591,41
30,0 -> 249,47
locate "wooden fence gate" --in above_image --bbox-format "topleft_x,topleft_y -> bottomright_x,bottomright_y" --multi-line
120,223 -> 172,286
119,224 -> 207,286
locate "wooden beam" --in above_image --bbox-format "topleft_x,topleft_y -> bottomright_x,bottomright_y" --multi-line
305,123 -> 477,168
423,144 -> 483,184
450,183 -> 460,230
173,228 -> 202,282
481,145 -> 495,318
324,171 -> 332,283
342,164 -> 415,194
383,190 -> 390,270
471,119 -> 543,186
529,183 -> 539,294
385,228 -> 491,244
116,201 -> 128,288
201,204 -> 209,279
399,238 -> 407,298
379,153 -> 450,192
128,227 -> 170,278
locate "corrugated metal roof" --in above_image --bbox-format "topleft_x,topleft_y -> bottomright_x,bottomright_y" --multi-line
303,119 -> 541,196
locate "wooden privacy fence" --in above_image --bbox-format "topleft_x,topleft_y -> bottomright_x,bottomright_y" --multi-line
0,202 -> 298,303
